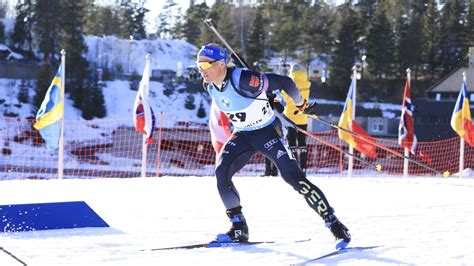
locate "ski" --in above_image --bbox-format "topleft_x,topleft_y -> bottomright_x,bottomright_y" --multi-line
146,238 -> 311,251
292,245 -> 381,265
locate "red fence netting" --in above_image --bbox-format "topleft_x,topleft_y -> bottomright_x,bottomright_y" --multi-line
0,113 -> 472,179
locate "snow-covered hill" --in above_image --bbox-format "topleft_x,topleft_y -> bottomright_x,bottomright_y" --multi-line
84,36 -> 198,74
0,35 -> 208,124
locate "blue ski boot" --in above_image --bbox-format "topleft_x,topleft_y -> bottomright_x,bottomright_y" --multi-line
215,206 -> 249,242
324,213 -> 351,250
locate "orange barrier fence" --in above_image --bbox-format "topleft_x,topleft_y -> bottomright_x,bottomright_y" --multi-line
0,114 -> 472,179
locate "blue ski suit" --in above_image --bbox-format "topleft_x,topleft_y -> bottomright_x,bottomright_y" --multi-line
205,67 -> 334,220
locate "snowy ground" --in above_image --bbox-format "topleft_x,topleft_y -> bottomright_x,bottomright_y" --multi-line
0,175 -> 473,266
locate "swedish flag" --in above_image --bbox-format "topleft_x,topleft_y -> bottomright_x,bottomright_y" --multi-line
34,65 -> 63,149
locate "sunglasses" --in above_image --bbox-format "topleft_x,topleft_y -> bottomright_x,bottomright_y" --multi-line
196,60 -> 219,70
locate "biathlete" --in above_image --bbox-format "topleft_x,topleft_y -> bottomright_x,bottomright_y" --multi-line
197,43 -> 351,249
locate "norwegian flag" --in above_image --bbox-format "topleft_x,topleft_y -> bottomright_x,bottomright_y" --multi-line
133,54 -> 156,144
398,73 -> 417,154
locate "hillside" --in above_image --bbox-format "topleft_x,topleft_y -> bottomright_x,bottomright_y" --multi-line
0,35 -> 209,124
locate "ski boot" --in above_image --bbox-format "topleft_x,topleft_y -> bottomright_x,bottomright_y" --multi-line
324,212 -> 351,250
215,206 -> 249,242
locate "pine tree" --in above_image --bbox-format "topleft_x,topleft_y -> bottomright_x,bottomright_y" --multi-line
170,8 -> 185,39
197,101 -> 206,118
246,5 -> 267,68
33,0 -> 62,64
116,0 -> 134,39
182,3 -> 209,47
84,5 -> 119,36
463,1 -> 474,56
17,80 -> 30,104
365,2 -> 396,80
298,3 -> 333,72
438,0 -> 466,75
396,2 -> 424,79
355,0 -> 377,36
202,2 -> 239,51
130,0 -> 148,40
11,0 -> 34,57
329,4 -> 360,98
421,0 -> 441,79
59,1 -> 89,111
81,80 -> 106,120
157,0 -> 178,39
33,63 -> 53,114
271,2 -> 303,61
184,94 -> 195,110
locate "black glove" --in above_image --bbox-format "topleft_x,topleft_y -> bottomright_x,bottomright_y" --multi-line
295,99 -> 308,113
293,99 -> 309,115
303,101 -> 317,115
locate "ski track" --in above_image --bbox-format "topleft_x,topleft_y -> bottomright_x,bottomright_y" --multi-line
0,176 -> 473,265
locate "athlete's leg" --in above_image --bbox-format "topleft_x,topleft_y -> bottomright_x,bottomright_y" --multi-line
297,124 -> 308,172
214,132 -> 255,242
286,126 -> 299,163
215,132 -> 256,210
249,121 -> 332,219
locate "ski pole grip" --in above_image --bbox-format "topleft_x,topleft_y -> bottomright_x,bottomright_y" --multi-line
204,18 -> 216,28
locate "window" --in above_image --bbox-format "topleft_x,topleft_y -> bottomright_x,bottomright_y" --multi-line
370,118 -> 385,133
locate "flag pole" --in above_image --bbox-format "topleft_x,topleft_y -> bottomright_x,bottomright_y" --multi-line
141,135 -> 148,178
348,66 -> 357,177
58,49 -> 66,179
140,54 -> 152,178
459,71 -> 467,177
459,138 -> 465,177
403,68 -> 411,177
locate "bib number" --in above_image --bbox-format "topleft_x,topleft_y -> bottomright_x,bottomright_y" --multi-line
226,112 -> 246,122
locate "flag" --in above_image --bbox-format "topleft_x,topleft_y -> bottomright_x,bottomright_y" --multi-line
133,56 -> 156,144
34,65 -> 63,149
209,100 -> 232,154
338,79 -> 376,158
450,78 -> 474,146
398,76 -> 417,154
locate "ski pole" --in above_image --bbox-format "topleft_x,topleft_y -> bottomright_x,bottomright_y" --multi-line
275,112 -> 382,172
302,102 -> 450,177
204,18 -> 250,69
0,247 -> 27,266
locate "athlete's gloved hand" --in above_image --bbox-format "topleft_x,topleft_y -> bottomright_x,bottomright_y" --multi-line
296,99 -> 308,113
303,101 -> 318,116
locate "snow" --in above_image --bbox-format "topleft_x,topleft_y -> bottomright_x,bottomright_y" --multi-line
0,44 -> 23,60
0,175 -> 473,265
84,36 -> 198,74
0,18 -> 15,35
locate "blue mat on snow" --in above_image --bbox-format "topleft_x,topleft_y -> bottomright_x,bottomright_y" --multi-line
0,201 -> 109,232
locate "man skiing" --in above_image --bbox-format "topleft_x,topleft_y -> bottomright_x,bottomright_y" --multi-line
197,43 -> 351,249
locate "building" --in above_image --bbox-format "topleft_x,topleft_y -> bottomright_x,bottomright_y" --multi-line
266,57 -> 327,81
419,47 -> 474,140
428,48 -> 474,100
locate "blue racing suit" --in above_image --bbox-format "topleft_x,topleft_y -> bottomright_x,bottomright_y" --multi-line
205,67 -> 334,220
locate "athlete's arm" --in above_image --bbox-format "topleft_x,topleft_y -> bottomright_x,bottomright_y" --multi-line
266,73 -> 304,106
237,69 -> 304,106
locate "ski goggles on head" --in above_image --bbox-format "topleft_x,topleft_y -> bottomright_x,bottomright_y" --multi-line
196,60 -> 219,70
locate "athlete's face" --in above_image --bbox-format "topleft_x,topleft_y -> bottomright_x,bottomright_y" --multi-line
196,55 -> 225,83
